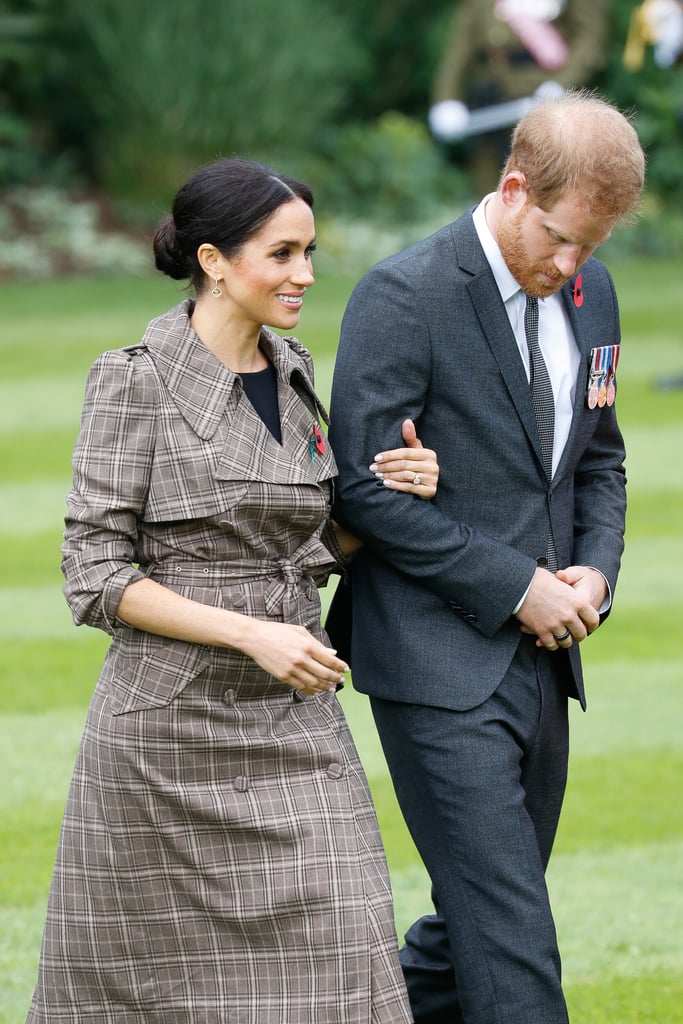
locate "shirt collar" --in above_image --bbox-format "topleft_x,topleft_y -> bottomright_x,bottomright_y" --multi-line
472,194 -> 525,304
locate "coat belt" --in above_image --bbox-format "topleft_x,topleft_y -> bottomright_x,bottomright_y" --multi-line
147,557 -> 321,618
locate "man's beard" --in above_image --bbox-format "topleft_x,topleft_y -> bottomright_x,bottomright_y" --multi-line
497,208 -> 565,298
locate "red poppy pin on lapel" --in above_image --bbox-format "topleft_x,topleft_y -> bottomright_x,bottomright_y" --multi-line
573,273 -> 584,308
309,420 -> 326,463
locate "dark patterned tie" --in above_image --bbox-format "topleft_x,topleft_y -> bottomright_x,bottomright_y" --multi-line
524,294 -> 558,570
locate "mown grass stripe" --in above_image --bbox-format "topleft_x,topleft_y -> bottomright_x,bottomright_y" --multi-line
567,659 -> 683,756
387,839 -> 683,984
0,906 -> 47,1024
0,587 -> 74,639
623,423 -> 683,489
0,482 -> 70,534
549,839 -> 683,981
615,537 -> 683,607
0,635 -> 105,714
0,377 -> 84,434
0,433 -> 76,482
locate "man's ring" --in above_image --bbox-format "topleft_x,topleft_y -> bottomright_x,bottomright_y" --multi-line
553,629 -> 571,642
412,473 -> 421,486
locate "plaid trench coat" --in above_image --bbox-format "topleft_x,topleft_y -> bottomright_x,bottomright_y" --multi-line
27,301 -> 411,1024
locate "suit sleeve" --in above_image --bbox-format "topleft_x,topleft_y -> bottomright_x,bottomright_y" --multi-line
61,349 -> 156,634
329,262 -> 537,637
569,272 -> 627,600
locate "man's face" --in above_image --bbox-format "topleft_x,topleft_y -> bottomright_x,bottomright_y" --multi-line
497,187 -> 615,299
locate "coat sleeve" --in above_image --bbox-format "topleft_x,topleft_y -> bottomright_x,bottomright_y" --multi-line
61,349 -> 157,634
329,261 -> 537,638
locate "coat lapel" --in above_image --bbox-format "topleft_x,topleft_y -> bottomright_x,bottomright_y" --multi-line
213,327 -> 337,485
143,301 -> 237,440
142,301 -> 338,486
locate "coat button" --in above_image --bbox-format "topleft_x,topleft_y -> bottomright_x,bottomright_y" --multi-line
326,763 -> 344,779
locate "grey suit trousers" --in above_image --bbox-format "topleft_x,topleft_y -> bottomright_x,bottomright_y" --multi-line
370,636 -> 571,1024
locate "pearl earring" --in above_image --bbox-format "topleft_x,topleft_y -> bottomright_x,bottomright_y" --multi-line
211,278 -> 223,298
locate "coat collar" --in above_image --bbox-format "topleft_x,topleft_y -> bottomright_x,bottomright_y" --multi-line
138,299 -> 322,440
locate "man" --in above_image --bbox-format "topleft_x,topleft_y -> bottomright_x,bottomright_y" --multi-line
328,92 -> 645,1024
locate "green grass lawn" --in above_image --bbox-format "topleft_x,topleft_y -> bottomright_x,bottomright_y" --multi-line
1,259 -> 682,1022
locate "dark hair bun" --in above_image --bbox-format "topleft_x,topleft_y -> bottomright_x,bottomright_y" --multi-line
153,215 -> 187,280
153,158 -> 314,292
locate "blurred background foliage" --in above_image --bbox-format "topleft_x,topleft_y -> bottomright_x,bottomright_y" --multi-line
1,0 -> 683,275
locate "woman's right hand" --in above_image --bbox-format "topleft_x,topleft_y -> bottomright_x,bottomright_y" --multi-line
117,578 -> 347,695
241,619 -> 349,694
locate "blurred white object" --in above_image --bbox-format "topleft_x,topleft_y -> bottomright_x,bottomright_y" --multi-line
429,84 -> 564,142
495,0 -> 565,17
428,100 -> 471,141
533,79 -> 564,100
646,0 -> 683,66
624,0 -> 683,69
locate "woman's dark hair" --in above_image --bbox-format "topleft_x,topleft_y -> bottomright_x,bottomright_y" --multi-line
153,157 -> 314,292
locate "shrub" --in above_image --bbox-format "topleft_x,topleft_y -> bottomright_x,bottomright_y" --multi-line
49,0 -> 365,215
276,111 -> 470,227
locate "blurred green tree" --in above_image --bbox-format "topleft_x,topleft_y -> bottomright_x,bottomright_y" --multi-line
47,0 -> 366,214
2,0 -> 683,240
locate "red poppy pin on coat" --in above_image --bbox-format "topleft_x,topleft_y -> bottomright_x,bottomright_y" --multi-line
573,273 -> 584,308
309,420 -> 326,463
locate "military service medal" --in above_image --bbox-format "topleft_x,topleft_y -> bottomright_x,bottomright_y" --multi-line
587,345 -> 620,410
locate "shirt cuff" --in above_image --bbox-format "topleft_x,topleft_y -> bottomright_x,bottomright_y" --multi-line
512,566 -> 612,616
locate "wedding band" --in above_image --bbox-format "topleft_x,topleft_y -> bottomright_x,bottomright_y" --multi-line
412,473 -> 421,486
553,630 -> 571,642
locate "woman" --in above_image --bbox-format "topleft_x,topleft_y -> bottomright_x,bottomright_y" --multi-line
27,158 -> 438,1023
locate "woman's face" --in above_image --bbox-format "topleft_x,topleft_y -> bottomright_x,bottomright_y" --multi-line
216,198 -> 316,331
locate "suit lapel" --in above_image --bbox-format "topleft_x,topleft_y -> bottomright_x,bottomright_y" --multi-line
458,221 -> 607,482
458,220 -> 543,466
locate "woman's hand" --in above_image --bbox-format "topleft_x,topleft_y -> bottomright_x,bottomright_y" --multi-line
369,418 -> 439,498
117,578 -> 348,695
240,619 -> 349,694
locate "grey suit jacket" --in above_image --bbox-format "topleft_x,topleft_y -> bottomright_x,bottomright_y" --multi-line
329,211 -> 626,711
